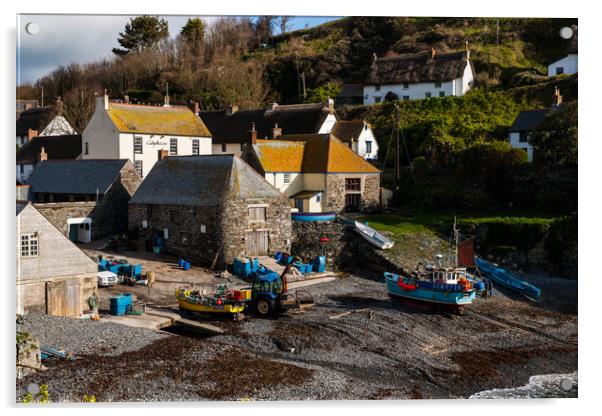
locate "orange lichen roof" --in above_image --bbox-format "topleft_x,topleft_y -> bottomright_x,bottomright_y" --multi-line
253,140 -> 305,172
107,103 -> 211,137
279,134 -> 381,174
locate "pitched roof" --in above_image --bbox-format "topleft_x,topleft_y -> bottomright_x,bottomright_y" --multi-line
331,120 -> 367,143
129,155 -> 283,207
509,109 -> 553,132
16,135 -> 82,164
252,134 -> 380,174
27,159 -> 131,195
199,102 -> 336,145
366,50 -> 470,85
107,103 -> 211,137
16,202 -> 28,216
16,106 -> 57,136
338,84 -> 364,98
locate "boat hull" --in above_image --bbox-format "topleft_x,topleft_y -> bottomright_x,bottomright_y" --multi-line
385,274 -> 476,306
475,258 -> 541,299
176,298 -> 246,314
292,212 -> 336,222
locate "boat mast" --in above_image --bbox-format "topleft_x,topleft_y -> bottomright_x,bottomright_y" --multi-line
453,216 -> 459,267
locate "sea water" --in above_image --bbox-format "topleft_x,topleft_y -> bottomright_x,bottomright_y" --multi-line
469,372 -> 578,399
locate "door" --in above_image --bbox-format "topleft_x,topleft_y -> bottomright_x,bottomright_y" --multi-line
345,193 -> 361,212
68,224 -> 78,241
65,279 -> 81,316
46,279 -> 81,317
245,231 -> 269,257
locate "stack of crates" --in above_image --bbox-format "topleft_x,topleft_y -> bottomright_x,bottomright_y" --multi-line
233,257 -> 258,278
109,293 -> 133,316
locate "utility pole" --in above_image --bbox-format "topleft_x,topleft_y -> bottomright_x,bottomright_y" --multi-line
394,104 -> 400,190
300,73 -> 307,102
496,18 -> 500,46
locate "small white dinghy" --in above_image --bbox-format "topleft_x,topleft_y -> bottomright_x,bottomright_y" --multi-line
354,221 -> 394,250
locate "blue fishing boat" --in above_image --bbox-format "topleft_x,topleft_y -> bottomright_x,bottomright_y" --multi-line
385,265 -> 477,314
291,211 -> 336,222
475,258 -> 541,300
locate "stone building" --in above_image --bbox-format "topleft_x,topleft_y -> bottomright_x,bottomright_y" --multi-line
128,155 -> 291,266
27,159 -> 141,242
242,131 -> 381,213
17,202 -> 98,316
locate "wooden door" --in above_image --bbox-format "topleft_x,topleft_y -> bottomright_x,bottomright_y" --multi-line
46,281 -> 65,316
246,231 -> 269,257
65,279 -> 81,317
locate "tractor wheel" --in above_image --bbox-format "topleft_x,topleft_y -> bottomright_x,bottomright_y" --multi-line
256,298 -> 272,316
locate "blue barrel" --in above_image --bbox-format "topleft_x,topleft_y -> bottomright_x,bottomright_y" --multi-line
182,261 -> 190,271
312,256 -> 326,273
178,259 -> 184,267
274,252 -> 282,262
305,263 -> 313,273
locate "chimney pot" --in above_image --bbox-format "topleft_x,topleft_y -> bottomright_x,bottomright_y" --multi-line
248,122 -> 257,145
271,123 -> 282,139
38,146 -> 47,162
158,149 -> 169,161
194,101 -> 200,115
373,52 -> 378,62
25,103 -> 33,111
124,94 -> 129,104
27,128 -> 38,141
327,97 -> 335,114
552,87 -> 563,107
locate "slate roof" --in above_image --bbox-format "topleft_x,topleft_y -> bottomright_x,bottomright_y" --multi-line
366,50 -> 470,85
331,120 -> 366,144
107,103 -> 211,137
508,109 -> 552,132
252,134 -> 380,174
16,135 -> 82,164
16,106 -> 57,136
129,155 -> 283,207
16,202 -> 28,216
27,159 -> 130,195
338,84 -> 364,98
199,103 -> 336,145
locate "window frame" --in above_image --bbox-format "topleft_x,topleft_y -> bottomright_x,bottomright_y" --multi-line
555,66 -> 564,75
221,143 -> 227,153
425,92 -> 432,98
248,206 -> 267,224
374,84 -> 381,91
439,91 -> 445,97
365,141 -> 372,154
283,173 -> 291,184
403,83 -> 409,89
345,178 -> 361,192
434,81 -> 442,88
169,138 -> 178,155
85,142 -> 89,155
20,233 -> 39,258
134,136 -> 143,154
192,139 -> 200,155
374,96 -> 381,103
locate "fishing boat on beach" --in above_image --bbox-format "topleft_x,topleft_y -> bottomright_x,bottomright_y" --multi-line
475,258 -> 541,300
176,286 -> 251,320
338,214 -> 394,249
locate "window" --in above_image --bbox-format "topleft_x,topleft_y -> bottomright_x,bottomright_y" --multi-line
519,131 -> 529,143
169,138 -> 178,155
134,136 -> 143,154
221,143 -> 227,152
248,207 -> 267,223
556,67 -> 564,75
403,96 -> 410,101
85,142 -> 89,155
439,91 -> 445,97
435,82 -> 442,88
425,92 -> 432,98
283,173 -> 291,184
374,96 -> 381,103
375,84 -> 381,91
192,139 -> 199,155
403,83 -> 409,89
20,233 -> 38,257
316,194 -> 321,203
134,160 -> 143,177
345,178 -> 361,191
365,141 -> 372,153
345,193 -> 361,212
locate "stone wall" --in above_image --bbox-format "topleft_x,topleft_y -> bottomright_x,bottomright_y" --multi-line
324,173 -> 381,213
291,221 -> 404,278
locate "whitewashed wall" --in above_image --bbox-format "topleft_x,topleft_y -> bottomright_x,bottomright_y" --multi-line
363,80 -> 456,104
357,126 -> 379,160
508,132 -> 533,162
548,54 -> 578,76
212,143 -> 245,156
318,114 -> 337,133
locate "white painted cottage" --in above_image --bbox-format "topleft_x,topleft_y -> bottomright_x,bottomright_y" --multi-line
16,105 -> 77,148
363,47 -> 474,105
331,120 -> 379,161
82,94 -> 212,178
548,53 -> 578,77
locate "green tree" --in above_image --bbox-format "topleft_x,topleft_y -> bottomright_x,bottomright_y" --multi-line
304,82 -> 342,103
112,15 -> 169,56
529,100 -> 578,165
180,18 -> 206,51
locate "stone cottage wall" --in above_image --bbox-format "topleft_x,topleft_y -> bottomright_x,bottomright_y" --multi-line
324,173 -> 381,213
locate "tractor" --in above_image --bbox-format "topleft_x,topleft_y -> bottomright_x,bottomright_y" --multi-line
251,261 -> 314,316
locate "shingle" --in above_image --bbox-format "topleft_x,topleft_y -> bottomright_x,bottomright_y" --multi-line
16,135 -> 82,164
27,160 -> 129,195
129,155 -> 282,207
367,50 -> 470,85
108,103 -> 211,137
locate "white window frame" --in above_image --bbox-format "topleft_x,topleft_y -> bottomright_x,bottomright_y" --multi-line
134,136 -> 143,154
283,173 -> 291,184
192,139 -> 199,155
365,141 -> 372,154
374,96 -> 381,103
169,138 -> 178,155
425,92 -> 432,98
20,233 -> 39,257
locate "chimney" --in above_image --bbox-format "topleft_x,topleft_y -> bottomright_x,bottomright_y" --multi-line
271,123 -> 282,139
124,94 -> 130,104
158,149 -> 169,161
104,89 -> 109,110
38,146 -> 47,162
27,128 -> 38,141
465,40 -> 470,59
431,47 -> 437,59
248,122 -> 257,145
193,101 -> 200,116
25,103 -> 33,111
226,104 -> 239,116
326,97 -> 335,114
552,87 -> 563,107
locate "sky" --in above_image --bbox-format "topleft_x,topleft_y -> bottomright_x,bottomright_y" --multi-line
17,14 -> 340,85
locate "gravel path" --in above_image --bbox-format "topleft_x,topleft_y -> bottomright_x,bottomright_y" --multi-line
20,313 -> 170,357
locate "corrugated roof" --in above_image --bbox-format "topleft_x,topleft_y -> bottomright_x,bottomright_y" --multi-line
199,102 -> 335,145
331,120 -> 366,143
252,134 -> 380,174
509,109 -> 552,132
129,155 -> 283,207
27,159 -> 130,195
366,50 -> 470,85
108,103 -> 211,137
16,135 -> 82,164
